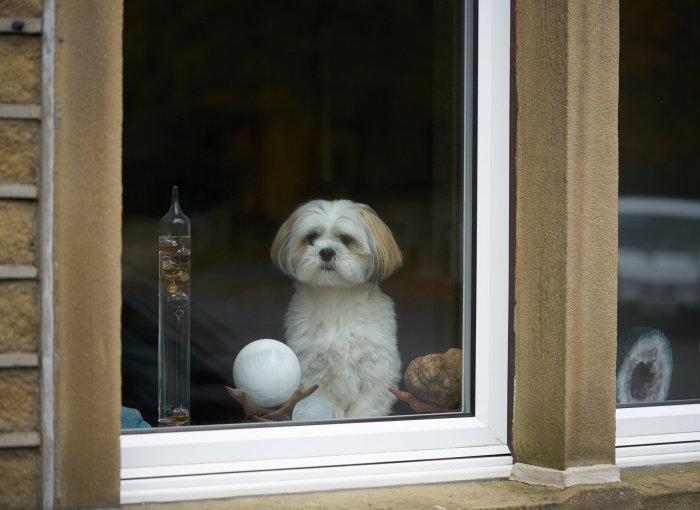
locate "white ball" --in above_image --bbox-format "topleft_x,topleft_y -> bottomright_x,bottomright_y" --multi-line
232,339 -> 301,408
292,391 -> 336,421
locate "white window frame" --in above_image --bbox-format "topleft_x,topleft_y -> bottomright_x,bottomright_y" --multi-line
616,404 -> 700,467
120,0 -> 512,503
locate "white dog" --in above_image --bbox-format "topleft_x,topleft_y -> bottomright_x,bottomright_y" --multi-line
271,199 -> 402,418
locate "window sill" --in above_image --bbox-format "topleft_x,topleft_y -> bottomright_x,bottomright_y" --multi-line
120,416 -> 512,503
120,463 -> 700,509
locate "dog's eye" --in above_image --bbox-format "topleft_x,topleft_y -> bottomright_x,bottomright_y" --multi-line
339,234 -> 354,246
305,233 -> 319,245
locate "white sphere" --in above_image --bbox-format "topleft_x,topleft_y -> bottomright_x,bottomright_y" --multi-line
232,339 -> 301,408
292,391 -> 336,421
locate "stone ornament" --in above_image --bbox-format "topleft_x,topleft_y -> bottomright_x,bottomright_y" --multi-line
391,348 -> 462,413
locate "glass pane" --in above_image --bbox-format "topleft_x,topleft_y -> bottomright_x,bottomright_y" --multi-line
617,0 -> 700,404
122,0 -> 471,428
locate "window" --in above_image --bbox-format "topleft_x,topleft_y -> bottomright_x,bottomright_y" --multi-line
120,0 -> 511,502
616,0 -> 700,467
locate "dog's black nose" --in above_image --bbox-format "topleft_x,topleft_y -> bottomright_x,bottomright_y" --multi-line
319,248 -> 335,262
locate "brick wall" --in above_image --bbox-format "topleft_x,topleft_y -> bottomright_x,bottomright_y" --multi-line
0,1 -> 44,508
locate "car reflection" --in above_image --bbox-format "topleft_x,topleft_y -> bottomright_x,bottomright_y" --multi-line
619,196 -> 700,318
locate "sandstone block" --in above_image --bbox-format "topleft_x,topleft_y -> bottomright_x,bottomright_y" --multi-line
0,448 -> 40,510
0,281 -> 38,353
0,36 -> 41,104
0,368 -> 38,432
0,200 -> 36,264
0,0 -> 42,18
0,120 -> 39,184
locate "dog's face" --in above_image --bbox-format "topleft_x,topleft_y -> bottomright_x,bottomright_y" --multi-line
271,200 -> 402,286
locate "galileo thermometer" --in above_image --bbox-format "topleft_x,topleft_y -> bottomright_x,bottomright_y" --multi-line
158,186 -> 191,426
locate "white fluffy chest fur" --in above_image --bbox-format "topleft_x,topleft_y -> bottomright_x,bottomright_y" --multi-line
284,283 -> 401,418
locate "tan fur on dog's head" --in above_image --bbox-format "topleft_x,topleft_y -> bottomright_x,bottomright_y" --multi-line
270,204 -> 305,277
355,203 -> 402,282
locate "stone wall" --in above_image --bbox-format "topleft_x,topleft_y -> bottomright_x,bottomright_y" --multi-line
0,2 -> 44,509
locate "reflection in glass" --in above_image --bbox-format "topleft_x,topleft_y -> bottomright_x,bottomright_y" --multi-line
618,0 -> 700,403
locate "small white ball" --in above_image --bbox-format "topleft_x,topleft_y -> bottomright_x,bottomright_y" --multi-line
292,391 -> 336,421
232,339 -> 301,408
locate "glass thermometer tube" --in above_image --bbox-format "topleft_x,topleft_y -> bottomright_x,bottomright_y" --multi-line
158,186 -> 191,426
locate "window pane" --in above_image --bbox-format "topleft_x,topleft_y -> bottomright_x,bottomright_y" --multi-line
122,0 -> 471,427
618,0 -> 700,404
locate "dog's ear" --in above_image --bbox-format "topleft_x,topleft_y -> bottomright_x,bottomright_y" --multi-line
357,204 -> 402,281
271,207 -> 302,277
